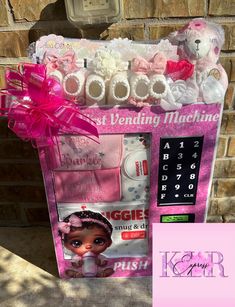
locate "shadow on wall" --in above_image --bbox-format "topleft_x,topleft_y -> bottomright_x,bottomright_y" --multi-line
28,0 -> 110,44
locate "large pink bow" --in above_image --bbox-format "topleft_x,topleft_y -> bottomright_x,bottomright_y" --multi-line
58,214 -> 82,235
43,51 -> 78,74
132,52 -> 167,75
0,63 -> 98,147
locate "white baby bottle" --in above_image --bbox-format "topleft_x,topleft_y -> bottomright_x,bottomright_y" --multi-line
82,251 -> 98,277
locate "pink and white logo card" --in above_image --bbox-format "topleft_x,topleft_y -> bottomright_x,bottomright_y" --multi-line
153,223 -> 235,307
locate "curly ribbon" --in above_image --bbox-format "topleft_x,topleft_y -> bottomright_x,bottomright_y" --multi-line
0,63 -> 98,147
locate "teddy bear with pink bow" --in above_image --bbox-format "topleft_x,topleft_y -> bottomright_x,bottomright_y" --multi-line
168,18 -> 228,105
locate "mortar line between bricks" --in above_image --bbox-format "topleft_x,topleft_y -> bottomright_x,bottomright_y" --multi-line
0,16 -> 235,33
0,57 -> 29,64
215,159 -> 235,162
223,110 -> 235,114
0,159 -> 39,163
0,182 -> 44,186
221,52 -> 235,57
0,202 -> 47,205
0,19 -> 74,32
6,0 -> 15,26
215,156 -> 235,159
211,196 -> 235,200
213,178 -> 235,182
0,225 -> 51,228
205,0 -> 209,16
116,16 -> 235,25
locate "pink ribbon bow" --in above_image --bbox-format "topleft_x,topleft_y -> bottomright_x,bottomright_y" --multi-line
58,214 -> 82,234
43,51 -> 78,74
0,63 -> 98,147
132,52 -> 167,75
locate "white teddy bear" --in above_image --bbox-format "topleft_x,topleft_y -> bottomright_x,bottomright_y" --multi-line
169,18 -> 228,104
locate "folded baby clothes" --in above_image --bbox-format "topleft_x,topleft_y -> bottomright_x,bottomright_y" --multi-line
121,134 -> 150,202
54,168 -> 121,203
51,134 -> 124,171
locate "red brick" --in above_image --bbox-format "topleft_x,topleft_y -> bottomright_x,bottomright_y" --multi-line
123,0 -> 153,18
123,0 -> 205,18
216,137 -> 227,158
149,23 -> 184,40
0,139 -> 38,159
0,0 -> 9,26
206,215 -> 223,223
0,31 -> 29,57
222,23 -> 235,51
154,0 -> 205,17
9,0 -> 66,22
223,214 -> 235,222
214,159 -> 235,178
231,58 -> 235,81
220,56 -> 232,81
220,112 -> 235,134
214,179 -> 235,197
0,185 -> 46,202
0,65 -> 17,89
28,24 -> 82,44
209,198 -> 235,215
0,163 -> 42,182
224,83 -> 235,110
24,207 -> 49,223
106,24 -> 145,40
209,0 -> 235,16
0,119 -> 9,138
227,137 -> 235,157
0,26 -> 82,57
0,203 -> 21,220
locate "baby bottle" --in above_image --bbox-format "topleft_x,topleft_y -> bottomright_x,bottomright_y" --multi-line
82,251 -> 97,277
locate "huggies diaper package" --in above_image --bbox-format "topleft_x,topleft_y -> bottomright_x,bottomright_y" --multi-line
58,202 -> 149,258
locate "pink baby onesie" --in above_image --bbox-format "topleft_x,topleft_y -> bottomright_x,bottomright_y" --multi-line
54,168 -> 121,202
50,134 -> 124,170
53,134 -> 124,203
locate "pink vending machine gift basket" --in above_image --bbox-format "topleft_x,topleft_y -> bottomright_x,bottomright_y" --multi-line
0,18 -> 228,279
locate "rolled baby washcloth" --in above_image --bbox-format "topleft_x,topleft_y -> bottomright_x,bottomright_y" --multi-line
121,134 -> 150,202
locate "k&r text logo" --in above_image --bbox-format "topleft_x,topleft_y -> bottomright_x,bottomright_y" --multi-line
160,251 -> 228,277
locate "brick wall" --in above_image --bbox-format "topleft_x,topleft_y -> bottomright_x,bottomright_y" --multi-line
0,0 -> 234,225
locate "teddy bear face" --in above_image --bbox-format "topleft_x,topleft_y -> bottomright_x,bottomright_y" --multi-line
172,19 -> 224,64
184,30 -> 211,60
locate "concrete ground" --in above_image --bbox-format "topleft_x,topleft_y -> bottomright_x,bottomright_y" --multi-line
0,227 -> 152,307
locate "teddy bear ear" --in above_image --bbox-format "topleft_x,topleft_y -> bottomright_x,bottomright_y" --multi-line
168,31 -> 187,45
209,22 -> 225,50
